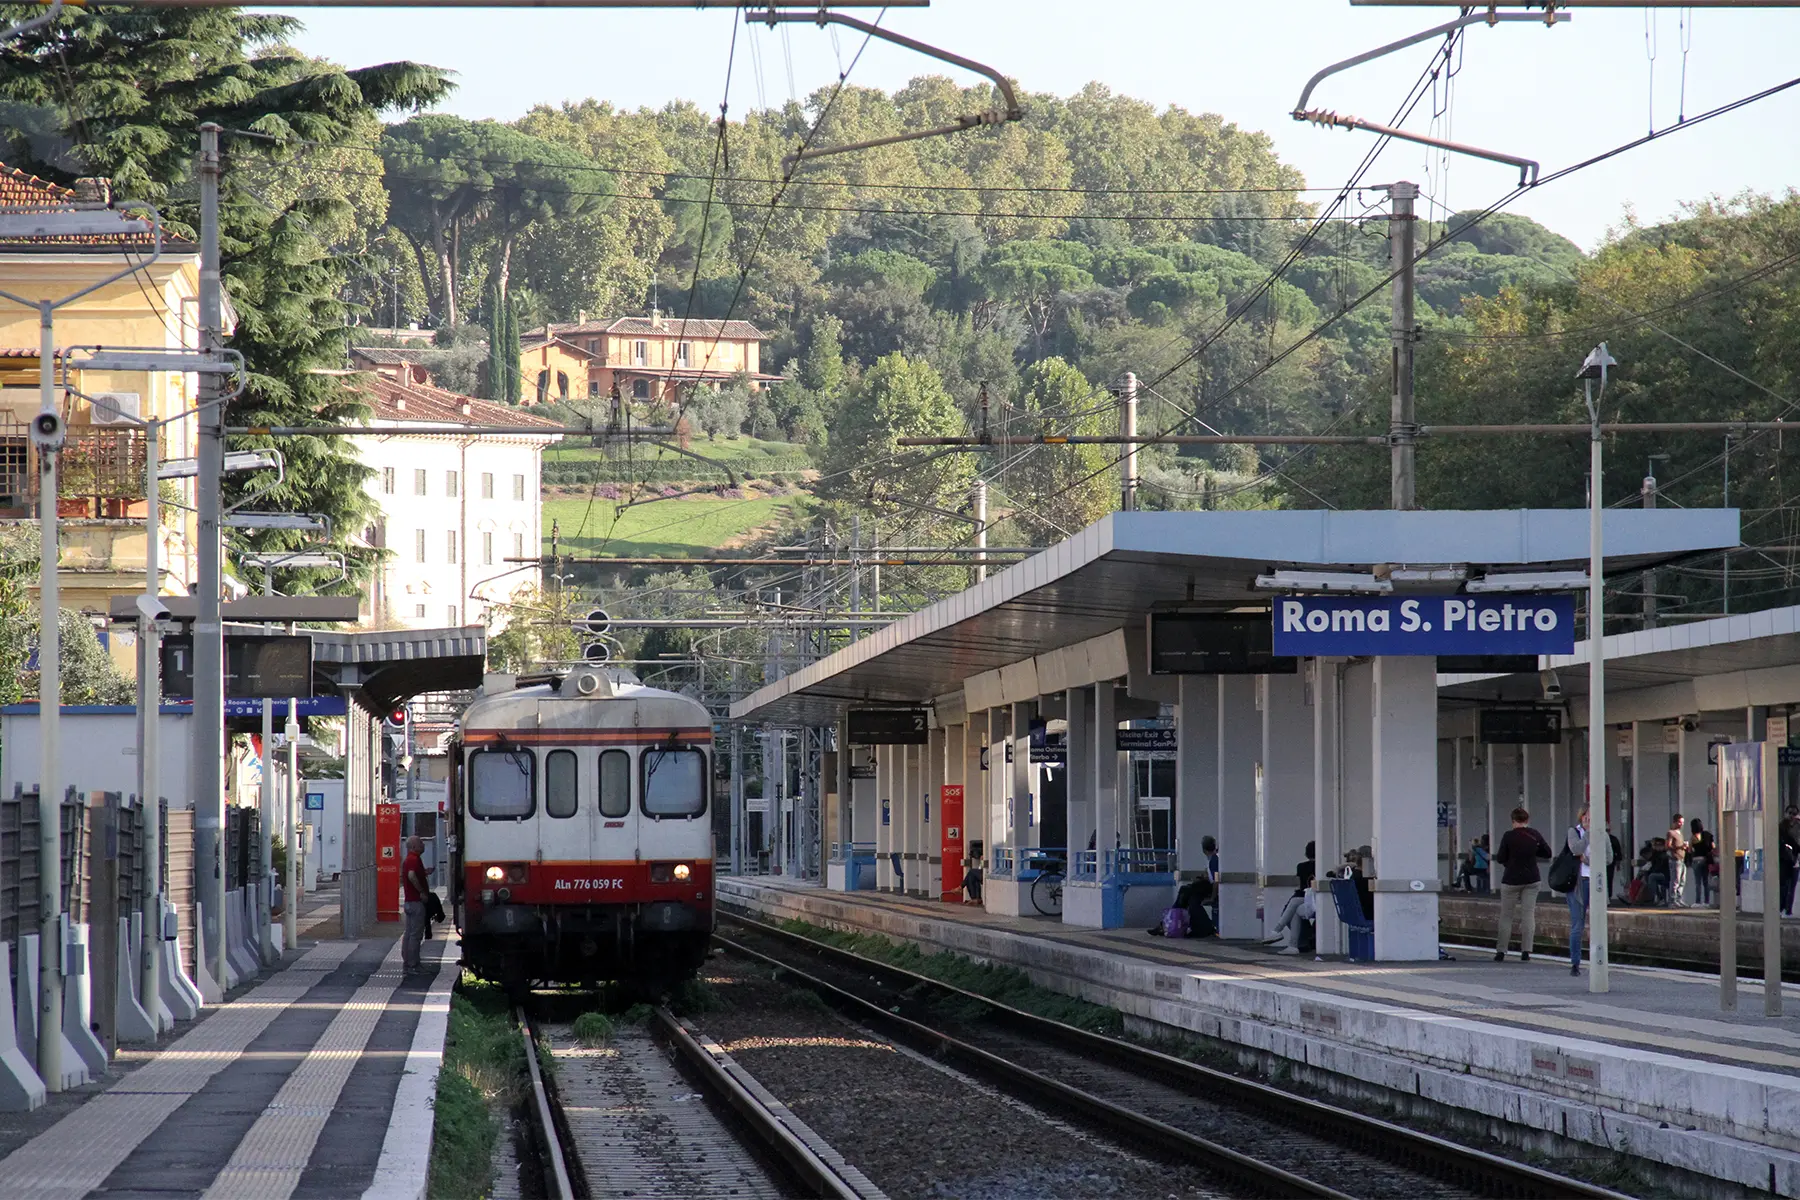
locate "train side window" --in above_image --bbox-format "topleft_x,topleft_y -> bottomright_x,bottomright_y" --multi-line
545,750 -> 578,819
599,749 -> 630,818
642,748 -> 706,818
469,749 -> 535,820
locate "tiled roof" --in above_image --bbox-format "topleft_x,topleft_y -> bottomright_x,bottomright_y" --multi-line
544,315 -> 764,341
362,375 -> 566,432
0,164 -> 73,208
518,334 -> 597,357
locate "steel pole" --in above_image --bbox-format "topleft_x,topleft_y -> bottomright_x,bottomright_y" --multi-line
1390,182 -> 1418,511
258,569 -> 274,965
36,299 -> 64,1089
284,697 -> 298,953
1120,372 -> 1138,512
1588,379 -> 1610,993
194,122 -> 229,993
138,419 -> 163,1026
972,480 -> 988,583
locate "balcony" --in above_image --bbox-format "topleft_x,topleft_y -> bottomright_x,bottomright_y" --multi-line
0,423 -> 147,518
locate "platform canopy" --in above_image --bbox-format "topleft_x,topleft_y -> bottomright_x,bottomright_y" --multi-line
1440,603 -> 1800,721
308,625 -> 487,714
731,509 -> 1739,727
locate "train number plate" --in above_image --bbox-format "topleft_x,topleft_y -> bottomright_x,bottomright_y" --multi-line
553,878 -> 626,892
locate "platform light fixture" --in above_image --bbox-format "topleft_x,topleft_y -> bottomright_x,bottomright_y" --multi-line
1465,570 -> 1591,594
1253,570 -> 1392,594
158,450 -> 278,479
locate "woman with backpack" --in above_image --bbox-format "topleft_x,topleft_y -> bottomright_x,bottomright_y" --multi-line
1689,817 -> 1716,907
1564,808 -> 1613,976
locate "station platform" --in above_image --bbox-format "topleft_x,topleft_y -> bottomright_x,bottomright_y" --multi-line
1439,892 -> 1800,975
721,875 -> 1800,1195
0,919 -> 456,1200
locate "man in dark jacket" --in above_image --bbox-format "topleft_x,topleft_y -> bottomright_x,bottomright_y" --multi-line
1494,807 -> 1552,961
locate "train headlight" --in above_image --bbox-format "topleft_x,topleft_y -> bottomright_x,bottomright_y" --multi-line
673,863 -> 691,882
496,887 -> 511,902
485,865 -> 505,882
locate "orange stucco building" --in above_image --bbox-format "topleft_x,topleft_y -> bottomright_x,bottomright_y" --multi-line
518,311 -> 778,406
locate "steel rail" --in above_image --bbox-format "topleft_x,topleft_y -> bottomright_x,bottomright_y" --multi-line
515,1006 -> 575,1200
650,1006 -> 865,1200
719,917 -> 1634,1200
714,933 -> 1349,1199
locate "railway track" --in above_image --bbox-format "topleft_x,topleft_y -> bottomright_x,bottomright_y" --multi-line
512,1000 -> 877,1200
718,915 -> 1635,1200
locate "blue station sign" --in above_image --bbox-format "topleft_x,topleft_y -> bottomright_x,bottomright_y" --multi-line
1271,594 -> 1576,657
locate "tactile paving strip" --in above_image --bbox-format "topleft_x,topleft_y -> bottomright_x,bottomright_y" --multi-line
0,941 -> 358,1200
201,941 -> 406,1200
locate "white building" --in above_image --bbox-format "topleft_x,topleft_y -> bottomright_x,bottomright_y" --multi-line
353,375 -> 563,630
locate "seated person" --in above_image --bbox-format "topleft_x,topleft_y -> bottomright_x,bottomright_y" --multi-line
962,855 -> 984,903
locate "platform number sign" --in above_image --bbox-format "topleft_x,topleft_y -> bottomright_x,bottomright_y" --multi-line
848,708 -> 929,745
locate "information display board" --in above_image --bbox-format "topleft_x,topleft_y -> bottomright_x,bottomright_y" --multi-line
847,708 -> 930,745
1479,707 -> 1563,745
162,634 -> 314,700
1148,612 -> 1296,675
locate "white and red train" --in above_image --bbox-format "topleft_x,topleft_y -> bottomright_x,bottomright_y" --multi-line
448,667 -> 715,991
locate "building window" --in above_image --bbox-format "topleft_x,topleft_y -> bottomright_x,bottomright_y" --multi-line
677,342 -> 691,368
415,603 -> 427,618
448,605 -> 458,626
535,370 -> 549,405
481,472 -> 495,499
557,371 -> 569,400
588,380 -> 600,398
415,529 -> 426,563
513,532 -> 524,560
446,470 -> 459,497
414,468 -> 427,496
632,378 -> 649,400
512,474 -> 526,502
483,532 -> 494,565
382,467 -> 396,495
633,340 -> 648,366
446,530 -> 457,563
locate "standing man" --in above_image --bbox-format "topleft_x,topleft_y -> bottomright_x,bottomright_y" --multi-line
402,835 -> 428,973
1779,805 -> 1800,918
1494,808 -> 1552,962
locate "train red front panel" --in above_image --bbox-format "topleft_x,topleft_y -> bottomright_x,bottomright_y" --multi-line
464,859 -> 714,908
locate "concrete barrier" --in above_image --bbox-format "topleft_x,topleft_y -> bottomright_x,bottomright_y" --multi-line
114,917 -> 156,1043
61,918 -> 106,1078
192,902 -> 224,1004
160,900 -> 201,1019
0,945 -> 44,1111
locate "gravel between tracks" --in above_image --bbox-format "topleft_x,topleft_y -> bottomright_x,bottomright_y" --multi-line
693,961 -> 1234,1200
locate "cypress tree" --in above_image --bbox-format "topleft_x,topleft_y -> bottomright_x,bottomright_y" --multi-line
502,296 -> 522,403
485,280 -> 507,401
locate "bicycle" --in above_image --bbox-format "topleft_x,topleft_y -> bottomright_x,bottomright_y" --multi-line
1028,855 -> 1066,916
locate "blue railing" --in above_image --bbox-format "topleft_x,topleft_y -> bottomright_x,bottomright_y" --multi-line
990,845 -> 1016,880
1107,848 -> 1177,882
1071,849 -> 1099,882
1019,847 -> 1067,883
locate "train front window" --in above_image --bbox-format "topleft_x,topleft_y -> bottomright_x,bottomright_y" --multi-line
469,749 -> 535,819
599,749 -> 630,818
545,750 -> 578,819
642,747 -> 705,818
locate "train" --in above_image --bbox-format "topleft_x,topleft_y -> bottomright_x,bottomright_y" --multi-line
447,666 -> 715,992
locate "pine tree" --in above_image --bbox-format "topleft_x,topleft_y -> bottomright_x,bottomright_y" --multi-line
0,9 -> 451,591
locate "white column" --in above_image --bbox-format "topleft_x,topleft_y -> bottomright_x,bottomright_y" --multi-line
1216,675 -> 1260,938
1547,738 -> 1565,882
1066,686 -> 1095,858
1438,739 -> 1456,887
1261,672 -> 1314,937
924,728 -> 945,898
1485,744 -> 1499,891
1175,675 -> 1217,880
965,716 -> 985,868
875,745 -> 893,891
1313,659 -> 1343,955
1340,661 -> 1375,863
1011,700 -> 1035,854
1095,684 -> 1119,860
1370,655 -> 1441,961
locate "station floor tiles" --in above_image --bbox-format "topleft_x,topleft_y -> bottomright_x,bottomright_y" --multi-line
728,878 -> 1800,1079
0,926 -> 456,1200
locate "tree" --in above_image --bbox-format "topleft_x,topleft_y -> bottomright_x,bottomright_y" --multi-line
486,585 -> 578,671
0,7 -> 452,593
382,115 -> 609,325
1003,357 -> 1115,542
483,281 -> 522,403
819,353 -> 974,527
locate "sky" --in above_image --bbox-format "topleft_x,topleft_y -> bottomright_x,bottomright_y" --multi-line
288,1 -> 1800,251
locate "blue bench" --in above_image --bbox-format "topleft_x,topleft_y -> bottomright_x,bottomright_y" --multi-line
1329,877 -> 1374,961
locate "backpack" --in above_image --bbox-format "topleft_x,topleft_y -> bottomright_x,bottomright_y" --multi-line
1626,877 -> 1647,905
1547,845 -> 1579,894
1161,906 -> 1190,939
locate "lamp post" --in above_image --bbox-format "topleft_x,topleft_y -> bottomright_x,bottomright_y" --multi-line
1580,340 -> 1616,994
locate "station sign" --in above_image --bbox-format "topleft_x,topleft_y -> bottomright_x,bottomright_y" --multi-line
847,708 -> 929,744
1271,595 -> 1575,658
1030,734 -> 1067,764
1116,727 -> 1176,752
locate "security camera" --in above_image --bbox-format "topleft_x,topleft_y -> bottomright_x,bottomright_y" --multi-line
29,411 -> 64,451
1681,716 -> 1700,733
1539,669 -> 1563,702
134,594 -> 171,623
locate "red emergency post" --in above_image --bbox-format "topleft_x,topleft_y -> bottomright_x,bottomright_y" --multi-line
939,784 -> 965,901
377,802 -> 402,922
